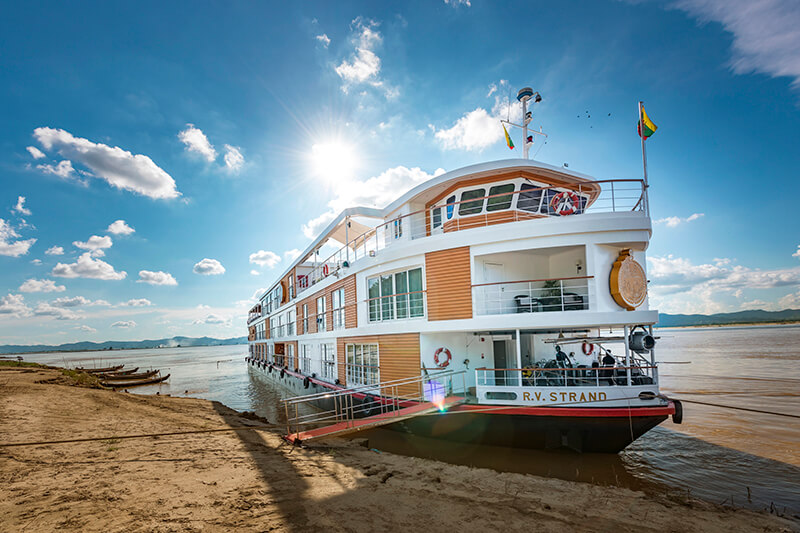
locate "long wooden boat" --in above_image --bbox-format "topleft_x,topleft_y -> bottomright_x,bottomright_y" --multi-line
98,369 -> 157,380
76,365 -> 124,373
101,373 -> 170,389
101,366 -> 139,376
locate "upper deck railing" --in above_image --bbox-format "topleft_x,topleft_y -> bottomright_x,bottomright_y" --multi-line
293,178 -> 645,298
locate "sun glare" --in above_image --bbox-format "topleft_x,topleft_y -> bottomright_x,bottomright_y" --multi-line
310,142 -> 358,182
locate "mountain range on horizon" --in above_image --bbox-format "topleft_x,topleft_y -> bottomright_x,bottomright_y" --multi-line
2,309 -> 799,355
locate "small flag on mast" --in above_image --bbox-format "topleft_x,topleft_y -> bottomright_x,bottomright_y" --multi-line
503,124 -> 515,150
637,106 -> 658,139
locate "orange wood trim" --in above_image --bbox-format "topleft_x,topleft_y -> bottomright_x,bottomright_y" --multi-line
425,247 -> 472,321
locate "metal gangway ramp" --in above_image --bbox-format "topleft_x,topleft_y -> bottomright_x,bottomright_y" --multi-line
282,370 -> 467,444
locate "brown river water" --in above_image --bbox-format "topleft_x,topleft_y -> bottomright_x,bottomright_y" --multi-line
24,324 -> 800,517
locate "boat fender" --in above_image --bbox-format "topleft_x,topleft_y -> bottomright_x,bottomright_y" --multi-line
303,376 -> 310,389
280,369 -> 285,379
434,347 -> 452,368
582,342 -> 594,356
268,364 -> 273,373
672,399 -> 683,424
362,395 -> 376,417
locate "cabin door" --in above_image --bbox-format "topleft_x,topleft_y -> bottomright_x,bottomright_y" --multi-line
493,340 -> 508,385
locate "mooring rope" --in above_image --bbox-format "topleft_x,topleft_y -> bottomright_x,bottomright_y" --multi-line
672,398 -> 800,419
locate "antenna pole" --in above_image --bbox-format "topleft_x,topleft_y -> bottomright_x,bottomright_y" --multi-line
522,97 -> 529,159
639,101 -> 650,216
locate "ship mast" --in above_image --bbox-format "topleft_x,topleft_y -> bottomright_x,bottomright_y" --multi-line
501,86 -> 546,159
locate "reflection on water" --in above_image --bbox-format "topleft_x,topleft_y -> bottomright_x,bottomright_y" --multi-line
25,324 -> 800,516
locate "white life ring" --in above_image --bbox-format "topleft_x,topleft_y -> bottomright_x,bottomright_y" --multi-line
434,347 -> 451,368
582,341 -> 595,356
322,264 -> 330,276
550,191 -> 580,216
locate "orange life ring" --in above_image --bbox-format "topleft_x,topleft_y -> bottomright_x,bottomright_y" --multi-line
322,264 -> 329,276
550,191 -> 580,216
434,347 -> 451,368
582,341 -> 594,356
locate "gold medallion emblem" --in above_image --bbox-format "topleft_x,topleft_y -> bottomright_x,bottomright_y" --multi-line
609,249 -> 647,310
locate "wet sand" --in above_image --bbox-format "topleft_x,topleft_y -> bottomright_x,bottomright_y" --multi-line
1,366 -> 795,532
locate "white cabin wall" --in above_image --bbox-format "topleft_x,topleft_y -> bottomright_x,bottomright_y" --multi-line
420,332 -> 495,390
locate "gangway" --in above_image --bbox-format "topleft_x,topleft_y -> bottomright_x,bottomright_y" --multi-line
282,370 -> 467,444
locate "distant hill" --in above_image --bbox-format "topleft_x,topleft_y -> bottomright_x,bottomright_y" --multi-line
0,336 -> 247,355
658,309 -> 800,327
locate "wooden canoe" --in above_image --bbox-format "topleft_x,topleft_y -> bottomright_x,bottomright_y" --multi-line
76,365 -> 124,373
101,373 -> 170,389
102,366 -> 139,376
98,369 -> 157,380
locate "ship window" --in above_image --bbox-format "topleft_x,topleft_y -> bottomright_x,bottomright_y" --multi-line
432,207 -> 442,229
368,267 -> 424,322
321,343 -> 336,379
518,183 -> 543,212
459,188 -> 486,216
316,296 -> 326,331
445,195 -> 456,219
346,343 -> 379,387
302,304 -> 308,334
486,184 -> 515,212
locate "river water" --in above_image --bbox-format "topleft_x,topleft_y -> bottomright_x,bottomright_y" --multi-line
24,324 -> 800,516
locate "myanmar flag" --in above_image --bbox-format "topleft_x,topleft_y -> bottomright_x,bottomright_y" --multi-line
638,106 -> 658,139
503,124 -> 515,150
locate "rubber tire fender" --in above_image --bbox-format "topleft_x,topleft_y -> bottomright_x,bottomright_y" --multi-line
303,376 -> 310,389
362,395 -> 376,417
280,369 -> 285,379
672,399 -> 683,424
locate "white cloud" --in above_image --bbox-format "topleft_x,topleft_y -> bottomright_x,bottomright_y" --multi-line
75,325 -> 97,333
316,33 -> 331,47
107,220 -> 135,235
121,298 -> 152,307
111,320 -> 136,328
0,294 -> 30,317
73,235 -> 113,254
193,313 -> 228,325
37,160 -> 76,179
52,253 -> 127,280
51,296 -> 91,307
178,124 -> 217,162
250,269 -> 260,276
434,108 -> 503,151
19,279 -> 66,293
335,18 -> 394,97
30,258 -> 42,265
45,245 -> 64,255
444,0 -> 471,6
793,245 -> 800,258
0,218 -> 36,257
302,165 -> 444,238
284,248 -> 302,262
671,0 -> 800,89
137,270 -> 177,286
654,213 -> 704,227
249,250 -> 281,268
33,127 -> 180,200
193,258 -> 226,276
33,302 -> 80,320
223,145 -> 244,173
26,146 -> 45,159
13,196 -> 32,216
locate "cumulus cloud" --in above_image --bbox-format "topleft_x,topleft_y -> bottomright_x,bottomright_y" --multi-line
223,145 -> 244,173
51,296 -> 92,307
178,124 -> 217,162
249,250 -> 281,268
75,325 -> 97,333
137,270 -> 177,286
316,33 -> 331,47
31,258 -> 42,265
33,127 -> 180,199
302,165 -> 444,238
670,0 -> 800,89
111,320 -> 136,328
45,245 -> 64,255
793,245 -> 800,258
654,213 -> 704,227
0,218 -> 36,257
250,269 -> 260,276
335,18 -> 394,97
444,0 -> 471,6
36,160 -> 76,180
0,293 -> 30,317
193,313 -> 228,325
33,302 -> 80,320
73,235 -> 113,255
13,196 -> 31,216
26,146 -> 45,159
19,279 -> 66,293
193,258 -> 226,275
107,220 -> 135,235
121,298 -> 152,307
52,253 -> 127,280
284,248 -> 302,262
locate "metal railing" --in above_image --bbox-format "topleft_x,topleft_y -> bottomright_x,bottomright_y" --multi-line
282,370 -> 467,438
472,276 -> 592,315
476,364 -> 657,388
366,290 -> 426,323
295,179 -> 645,297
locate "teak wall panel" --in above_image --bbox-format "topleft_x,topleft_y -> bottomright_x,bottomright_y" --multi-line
425,247 -> 473,321
337,333 -> 421,397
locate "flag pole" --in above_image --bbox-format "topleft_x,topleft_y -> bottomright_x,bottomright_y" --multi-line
639,101 -> 650,216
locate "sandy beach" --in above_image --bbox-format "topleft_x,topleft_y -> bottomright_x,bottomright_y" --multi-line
0,365 -> 794,533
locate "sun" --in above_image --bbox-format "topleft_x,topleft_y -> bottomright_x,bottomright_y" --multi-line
310,141 -> 359,183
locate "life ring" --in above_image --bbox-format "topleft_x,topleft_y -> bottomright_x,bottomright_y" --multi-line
434,347 -> 452,368
303,376 -> 310,389
323,264 -> 330,276
550,191 -> 580,216
582,342 -> 595,356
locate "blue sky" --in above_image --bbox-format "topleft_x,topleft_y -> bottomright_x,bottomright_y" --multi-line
1,0 -> 799,344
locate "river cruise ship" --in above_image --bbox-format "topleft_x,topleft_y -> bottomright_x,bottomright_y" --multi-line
245,91 -> 680,453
